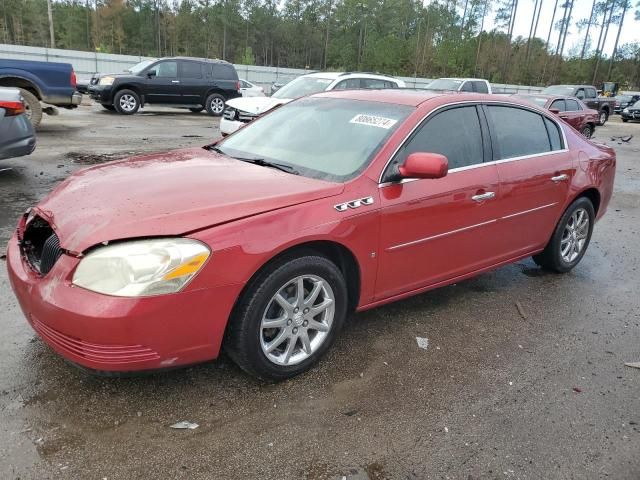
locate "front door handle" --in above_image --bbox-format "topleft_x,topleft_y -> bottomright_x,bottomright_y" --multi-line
471,191 -> 496,202
551,174 -> 569,182
171,80 -> 180,84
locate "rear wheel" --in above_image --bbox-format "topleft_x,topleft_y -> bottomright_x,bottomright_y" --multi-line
533,197 -> 595,273
622,118 -> 629,123
225,254 -> 348,381
581,124 -> 593,138
598,110 -> 608,126
114,89 -> 140,115
205,93 -> 225,116
19,89 -> 42,128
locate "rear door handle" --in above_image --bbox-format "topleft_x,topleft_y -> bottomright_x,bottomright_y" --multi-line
551,174 -> 569,182
171,80 -> 180,84
471,191 -> 496,202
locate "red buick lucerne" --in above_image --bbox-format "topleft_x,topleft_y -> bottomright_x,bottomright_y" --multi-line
7,90 -> 616,380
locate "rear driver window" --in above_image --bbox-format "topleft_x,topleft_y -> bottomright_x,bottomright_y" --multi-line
486,106 -> 551,159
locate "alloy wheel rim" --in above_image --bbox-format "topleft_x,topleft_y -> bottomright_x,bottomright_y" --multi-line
119,94 -> 137,112
582,126 -> 591,138
600,112 -> 606,124
211,98 -> 224,113
259,275 -> 335,366
560,207 -> 589,263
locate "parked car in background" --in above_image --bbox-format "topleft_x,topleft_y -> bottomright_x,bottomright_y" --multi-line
542,85 -> 615,126
425,78 -> 492,94
513,94 -> 599,138
239,79 -> 265,97
85,59 -> 157,94
221,72 -> 406,135
0,87 -> 36,160
614,93 -> 640,114
621,100 -> 640,122
0,59 -> 81,127
88,57 -> 240,116
270,82 -> 285,95
7,90 -> 615,380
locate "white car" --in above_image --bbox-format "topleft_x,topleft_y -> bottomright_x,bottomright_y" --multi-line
425,77 -> 492,94
220,72 -> 406,135
239,79 -> 266,97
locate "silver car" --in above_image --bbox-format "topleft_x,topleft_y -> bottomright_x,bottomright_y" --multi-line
0,87 -> 36,160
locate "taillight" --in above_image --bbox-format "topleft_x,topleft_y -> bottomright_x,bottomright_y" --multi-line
70,69 -> 77,88
236,81 -> 241,91
0,100 -> 26,116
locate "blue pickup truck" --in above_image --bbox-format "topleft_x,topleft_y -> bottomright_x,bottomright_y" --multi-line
0,59 -> 82,127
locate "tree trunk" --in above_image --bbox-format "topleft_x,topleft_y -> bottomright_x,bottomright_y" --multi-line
607,0 -> 628,77
475,0 -> 489,73
592,0 -> 616,84
580,0 -> 597,60
46,0 -> 55,48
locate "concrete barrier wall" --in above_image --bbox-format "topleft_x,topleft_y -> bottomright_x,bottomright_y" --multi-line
0,44 -> 544,94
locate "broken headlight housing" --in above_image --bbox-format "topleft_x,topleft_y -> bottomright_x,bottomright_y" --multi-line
72,238 -> 210,297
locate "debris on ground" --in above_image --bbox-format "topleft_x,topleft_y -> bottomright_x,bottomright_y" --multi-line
515,301 -> 527,320
624,362 -> 640,369
573,387 -> 583,393
170,421 -> 199,430
65,151 -> 130,165
416,337 -> 429,350
343,409 -> 359,417
444,427 -> 449,433
610,135 -> 633,143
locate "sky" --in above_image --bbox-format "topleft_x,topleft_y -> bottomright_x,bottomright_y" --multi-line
487,0 -> 640,57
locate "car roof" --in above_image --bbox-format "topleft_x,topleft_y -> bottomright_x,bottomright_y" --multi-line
437,77 -> 488,82
313,89 -> 519,108
302,71 -> 399,81
160,56 -> 232,64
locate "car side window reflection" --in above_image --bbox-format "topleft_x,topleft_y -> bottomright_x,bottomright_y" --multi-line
148,61 -> 177,78
550,99 -> 566,111
565,99 -> 581,111
383,106 -> 484,182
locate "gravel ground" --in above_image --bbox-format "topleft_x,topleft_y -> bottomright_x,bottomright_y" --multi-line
1,104 -> 639,480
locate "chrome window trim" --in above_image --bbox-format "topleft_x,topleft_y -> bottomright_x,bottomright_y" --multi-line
377,99 -> 569,185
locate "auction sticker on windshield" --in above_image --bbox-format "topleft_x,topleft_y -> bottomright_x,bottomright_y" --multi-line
350,114 -> 398,129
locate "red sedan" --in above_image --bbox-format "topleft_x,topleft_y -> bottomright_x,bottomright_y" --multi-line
7,90 -> 616,380
514,94 -> 600,138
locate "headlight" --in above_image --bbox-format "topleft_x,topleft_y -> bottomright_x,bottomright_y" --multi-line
72,238 -> 210,297
98,76 -> 115,86
623,107 -> 629,113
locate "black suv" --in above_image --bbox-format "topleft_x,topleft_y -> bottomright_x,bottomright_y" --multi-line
88,57 -> 240,116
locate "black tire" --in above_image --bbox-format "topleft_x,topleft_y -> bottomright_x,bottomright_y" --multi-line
622,118 -> 629,123
533,197 -> 595,273
19,88 -> 42,128
225,253 -> 348,381
581,124 -> 593,138
598,110 -> 608,126
189,107 -> 204,113
101,103 -> 115,111
205,93 -> 226,116
113,89 -> 140,115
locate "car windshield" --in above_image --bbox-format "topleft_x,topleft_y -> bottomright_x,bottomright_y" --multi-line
632,101 -> 640,109
426,79 -> 463,90
128,59 -> 156,74
515,95 -> 547,107
542,86 -> 576,95
216,97 -> 413,182
272,77 -> 334,99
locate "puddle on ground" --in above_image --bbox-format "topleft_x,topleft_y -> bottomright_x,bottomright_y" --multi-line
65,152 -> 131,165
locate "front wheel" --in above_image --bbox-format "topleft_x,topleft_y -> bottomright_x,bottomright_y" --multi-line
114,89 -> 140,115
622,118 -> 629,123
205,93 -> 226,116
225,254 -> 348,381
533,197 -> 595,273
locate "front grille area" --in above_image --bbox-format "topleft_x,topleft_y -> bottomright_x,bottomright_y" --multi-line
223,107 -> 256,123
31,316 -> 160,365
21,216 -> 63,275
223,107 -> 237,121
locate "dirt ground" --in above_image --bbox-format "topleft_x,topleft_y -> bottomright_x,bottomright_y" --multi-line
1,103 -> 639,480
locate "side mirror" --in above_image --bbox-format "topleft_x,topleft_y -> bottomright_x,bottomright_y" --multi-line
549,108 -> 561,114
147,70 -> 156,78
399,152 -> 448,179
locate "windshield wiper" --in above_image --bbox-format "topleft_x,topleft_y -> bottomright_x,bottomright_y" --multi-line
234,157 -> 299,175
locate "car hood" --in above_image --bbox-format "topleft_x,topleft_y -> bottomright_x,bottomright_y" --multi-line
225,96 -> 292,115
34,147 -> 343,253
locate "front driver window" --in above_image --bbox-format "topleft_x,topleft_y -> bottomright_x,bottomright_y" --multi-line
383,105 -> 484,182
148,61 -> 177,78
